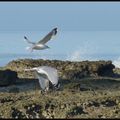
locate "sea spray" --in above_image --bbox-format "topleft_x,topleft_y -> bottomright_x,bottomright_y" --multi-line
66,40 -> 99,61
66,50 -> 81,61
113,57 -> 120,68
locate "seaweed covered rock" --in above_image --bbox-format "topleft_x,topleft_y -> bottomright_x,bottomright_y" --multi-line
5,59 -> 115,79
0,69 -> 17,86
87,61 -> 115,77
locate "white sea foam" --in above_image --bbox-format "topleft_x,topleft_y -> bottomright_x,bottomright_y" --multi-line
113,57 -> 120,68
66,50 -> 82,61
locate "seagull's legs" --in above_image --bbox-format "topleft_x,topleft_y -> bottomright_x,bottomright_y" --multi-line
41,81 -> 49,95
41,90 -> 45,95
54,83 -> 61,91
41,88 -> 49,95
45,80 -> 49,92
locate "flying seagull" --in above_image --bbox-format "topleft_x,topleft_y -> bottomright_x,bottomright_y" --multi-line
25,66 -> 59,92
24,27 -> 58,52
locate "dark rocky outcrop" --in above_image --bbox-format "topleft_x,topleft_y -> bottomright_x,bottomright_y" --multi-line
0,69 -> 18,86
5,59 -> 115,79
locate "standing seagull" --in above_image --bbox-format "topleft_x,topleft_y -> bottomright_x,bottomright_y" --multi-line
25,66 -> 59,92
24,27 -> 58,52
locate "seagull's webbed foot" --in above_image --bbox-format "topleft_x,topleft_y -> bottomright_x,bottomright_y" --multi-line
41,90 -> 46,95
54,83 -> 61,91
41,88 -> 49,95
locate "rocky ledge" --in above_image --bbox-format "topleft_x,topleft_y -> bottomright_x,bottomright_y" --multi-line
4,59 -> 115,79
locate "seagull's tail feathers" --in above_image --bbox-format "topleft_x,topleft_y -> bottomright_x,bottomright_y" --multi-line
26,46 -> 33,52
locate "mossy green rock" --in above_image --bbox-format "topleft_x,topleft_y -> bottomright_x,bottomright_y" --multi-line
5,59 -> 115,79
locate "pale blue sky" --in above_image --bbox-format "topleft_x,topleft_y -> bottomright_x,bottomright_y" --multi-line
0,2 -> 120,31
0,2 -> 120,66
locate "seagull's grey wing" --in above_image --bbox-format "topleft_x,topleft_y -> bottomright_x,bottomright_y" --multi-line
24,36 -> 36,45
40,66 -> 58,86
38,28 -> 57,44
36,72 -> 49,90
25,68 -> 48,90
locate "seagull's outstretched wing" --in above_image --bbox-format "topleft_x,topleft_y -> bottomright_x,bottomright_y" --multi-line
38,28 -> 57,44
36,73 -> 49,90
24,68 -> 49,90
24,36 -> 36,45
39,66 -> 58,86
24,66 -> 58,88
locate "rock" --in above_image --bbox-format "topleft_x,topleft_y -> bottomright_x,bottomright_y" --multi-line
101,99 -> 117,107
76,102 -> 81,107
66,106 -> 87,117
5,59 -> 115,79
98,115 -> 103,118
60,104 -> 66,109
86,101 -> 100,107
42,111 -> 48,118
11,108 -> 26,118
24,103 -> 44,118
0,69 -> 18,86
0,97 -> 13,103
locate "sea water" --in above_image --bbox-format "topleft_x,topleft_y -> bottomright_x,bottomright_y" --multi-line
0,31 -> 120,67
